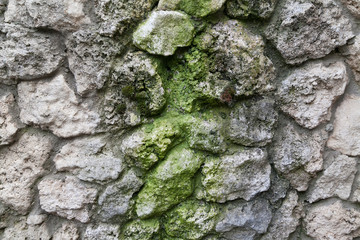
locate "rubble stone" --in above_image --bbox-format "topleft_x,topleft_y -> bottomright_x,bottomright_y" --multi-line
53,222 -> 79,240
340,35 -> 360,84
83,224 -> 119,240
158,0 -> 226,17
2,218 -> 51,240
121,219 -> 160,240
226,0 -> 277,19
341,0 -> 360,18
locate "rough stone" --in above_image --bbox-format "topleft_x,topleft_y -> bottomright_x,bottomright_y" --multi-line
121,219 -> 160,240
327,94 -> 360,156
38,176 -> 98,223
133,11 -> 195,56
261,191 -> 302,240
0,130 -> 54,213
135,144 -> 203,218
2,218 -> 51,240
226,0 -> 277,19
53,222 -> 79,240
277,60 -> 348,129
163,200 -> 219,240
198,147 -> 271,202
158,0 -> 226,17
341,0 -> 360,18
266,0 -> 354,64
0,24 -> 64,81
216,199 -> 272,237
97,170 -> 143,221
0,93 -> 23,145
340,35 -> 360,84
227,97 -> 278,147
66,29 -> 122,95
307,153 -> 357,203
17,74 -> 100,138
305,200 -> 360,240
272,122 -> 327,191
54,136 -> 124,183
83,224 -> 119,240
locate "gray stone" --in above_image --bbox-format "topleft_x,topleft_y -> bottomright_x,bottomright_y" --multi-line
158,0 -> 226,17
198,148 -> 271,202
0,93 -> 23,145
227,97 -> 278,147
266,0 -> 354,64
17,74 -> 100,138
307,153 -> 357,203
277,60 -> 348,129
341,0 -> 360,18
54,136 -> 124,183
97,170 -> 143,221
133,11 -> 195,56
350,170 -> 360,203
305,200 -> 360,240
327,94 -> 360,156
226,0 -> 277,19
26,214 -> 47,225
53,222 -> 79,240
272,122 -> 327,191
83,224 -> 119,240
38,176 -> 98,223
2,218 -> 51,240
121,219 -> 160,240
340,35 -> 360,84
0,24 -> 64,81
0,130 -> 55,213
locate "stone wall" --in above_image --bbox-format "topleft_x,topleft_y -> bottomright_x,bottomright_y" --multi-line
1,0 -> 360,239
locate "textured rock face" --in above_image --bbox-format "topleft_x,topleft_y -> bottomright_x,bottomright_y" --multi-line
121,219 -> 160,240
83,224 -> 119,240
133,11 -> 195,56
0,130 -> 55,213
38,176 -> 98,223
53,222 -> 79,240
341,0 -> 360,18
226,0 -> 277,19
158,0 -> 226,17
341,35 -> 360,84
18,74 -> 100,138
2,218 -> 51,240
266,0 -> 354,64
277,61 -> 348,129
327,95 -> 360,156
305,201 -> 360,240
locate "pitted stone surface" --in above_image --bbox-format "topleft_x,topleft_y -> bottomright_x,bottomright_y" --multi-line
2,218 -> 51,240
341,0 -> 360,18
226,0 -> 277,19
341,35 -> 360,84
53,222 -> 79,240
158,0 -> 226,17
83,224 -> 119,240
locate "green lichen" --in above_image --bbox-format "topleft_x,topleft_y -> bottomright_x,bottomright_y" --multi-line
179,0 -> 226,17
121,218 -> 160,240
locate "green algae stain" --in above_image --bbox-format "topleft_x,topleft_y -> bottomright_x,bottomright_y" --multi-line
120,218 -> 161,240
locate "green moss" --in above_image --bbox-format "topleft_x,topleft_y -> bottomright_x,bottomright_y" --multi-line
122,85 -> 136,98
179,0 -> 226,17
121,218 -> 160,240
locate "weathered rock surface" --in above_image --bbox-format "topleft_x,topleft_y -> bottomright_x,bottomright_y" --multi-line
38,176 -> 98,223
277,60 -> 348,129
135,144 -> 203,218
54,136 -> 124,183
133,11 -> 195,56
84,224 -> 119,240
340,35 -> 360,84
307,153 -> 357,203
341,0 -> 360,18
226,0 -> 277,19
18,74 -> 100,138
198,148 -> 271,202
66,29 -> 122,95
0,93 -> 23,145
272,122 -> 327,191
227,97 -> 278,146
164,200 -> 219,240
0,130 -> 55,213
266,0 -> 354,64
327,94 -> 360,156
158,0 -> 226,17
305,200 -> 360,240
53,222 -> 79,240
97,170 -> 143,221
0,24 -> 64,81
2,218 -> 51,240
121,219 -> 160,240
216,199 -> 272,239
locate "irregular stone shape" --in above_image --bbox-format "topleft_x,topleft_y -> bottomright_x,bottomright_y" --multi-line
305,200 -> 360,240
261,191 -> 302,240
198,148 -> 271,202
272,122 -> 327,191
38,176 -> 98,223
216,199 -> 272,237
83,224 -> 119,240
327,95 -> 360,156
121,219 -> 160,240
135,144 -> 203,218
0,93 -> 23,145
341,0 -> 360,18
158,0 -> 226,17
26,214 -> 47,226
17,74 -> 100,138
103,51 -> 166,129
0,130 -> 54,213
94,0 -> 157,36
0,0 -> 6,15
66,29 -> 122,95
307,153 -> 357,203
278,61 -> 348,129
97,170 -> 143,221
54,136 -> 124,183
53,222 -> 79,240
0,24 -> 64,81
5,0 -> 90,31
164,200 -> 219,240
2,218 -> 51,240
266,0 -> 354,64
227,97 -> 278,147
133,11 -> 195,56
226,0 -> 277,19
340,35 -> 360,84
